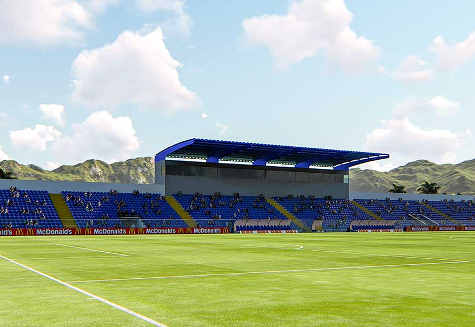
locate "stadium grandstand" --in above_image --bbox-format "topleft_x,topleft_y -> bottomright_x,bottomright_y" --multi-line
1,139 -> 474,236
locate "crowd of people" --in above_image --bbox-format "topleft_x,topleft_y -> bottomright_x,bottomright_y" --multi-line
181,192 -> 285,221
1,187 -> 48,220
63,190 -> 183,228
2,186 -> 474,230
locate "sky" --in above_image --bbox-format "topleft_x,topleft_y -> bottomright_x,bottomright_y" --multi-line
0,0 -> 474,171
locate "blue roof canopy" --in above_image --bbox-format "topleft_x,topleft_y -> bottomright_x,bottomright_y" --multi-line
155,138 -> 389,170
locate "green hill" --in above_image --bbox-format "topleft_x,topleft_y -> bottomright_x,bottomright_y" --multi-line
1,158 -> 474,195
350,159 -> 475,195
0,157 -> 154,184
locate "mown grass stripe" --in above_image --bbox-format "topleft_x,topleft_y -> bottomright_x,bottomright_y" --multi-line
0,254 -> 167,327
70,260 -> 470,284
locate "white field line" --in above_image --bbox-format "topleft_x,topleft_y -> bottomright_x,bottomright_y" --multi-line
31,256 -> 113,260
54,243 -> 128,257
309,249 -> 456,261
70,260 -> 469,284
0,254 -> 167,327
241,244 -> 458,261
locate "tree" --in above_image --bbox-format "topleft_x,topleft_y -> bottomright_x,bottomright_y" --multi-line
388,183 -> 406,193
417,181 -> 440,194
0,168 -> 16,179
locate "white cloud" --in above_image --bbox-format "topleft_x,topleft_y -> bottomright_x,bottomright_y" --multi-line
216,122 -> 229,135
201,113 -> 208,119
393,96 -> 460,118
53,111 -> 140,163
0,145 -> 9,161
72,26 -> 198,111
136,0 -> 191,34
431,32 -> 475,71
3,75 -> 10,84
137,0 -> 183,11
391,55 -> 434,82
87,0 -> 119,13
10,125 -> 62,151
366,117 -> 464,166
40,104 -> 66,127
0,0 -> 92,45
45,161 -> 61,170
427,96 -> 460,116
364,93 -> 469,171
242,0 -> 380,70
362,95 -> 468,171
358,159 -> 399,172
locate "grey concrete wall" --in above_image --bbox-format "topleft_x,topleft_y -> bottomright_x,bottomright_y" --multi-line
0,180 -> 164,194
155,160 -> 166,185
165,175 -> 348,198
351,192 -> 475,202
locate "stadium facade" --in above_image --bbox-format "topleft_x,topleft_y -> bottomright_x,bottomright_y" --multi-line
155,138 -> 389,199
1,139 -> 475,236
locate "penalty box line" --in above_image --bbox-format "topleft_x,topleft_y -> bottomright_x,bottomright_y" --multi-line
70,260 -> 470,284
0,254 -> 167,327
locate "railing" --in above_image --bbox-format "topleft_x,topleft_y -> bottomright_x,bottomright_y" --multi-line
408,214 -> 427,225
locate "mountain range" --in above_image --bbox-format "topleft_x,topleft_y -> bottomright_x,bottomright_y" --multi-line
1,158 -> 474,195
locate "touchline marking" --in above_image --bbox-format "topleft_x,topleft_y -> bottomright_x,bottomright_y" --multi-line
309,249 -> 451,261
31,256 -> 113,260
54,243 -> 128,257
0,254 -> 167,327
70,261 -> 470,284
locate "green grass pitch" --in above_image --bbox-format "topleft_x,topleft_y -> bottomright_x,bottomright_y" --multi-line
0,232 -> 474,327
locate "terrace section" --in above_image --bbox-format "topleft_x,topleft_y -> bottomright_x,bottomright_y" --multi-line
273,196 -> 373,232
173,193 -> 295,230
0,188 -> 62,229
62,191 -> 188,229
425,200 -> 475,226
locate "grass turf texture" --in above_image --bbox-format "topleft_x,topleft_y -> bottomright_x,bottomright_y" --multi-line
0,232 -> 474,327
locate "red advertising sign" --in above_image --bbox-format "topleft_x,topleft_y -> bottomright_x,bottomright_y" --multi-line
405,225 -> 473,232
438,226 -> 456,231
406,226 -> 431,232
239,230 -> 298,234
357,229 -> 403,233
0,227 -> 230,237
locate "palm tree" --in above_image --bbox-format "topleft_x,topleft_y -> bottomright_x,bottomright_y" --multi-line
417,181 -> 440,194
388,183 -> 406,193
0,168 -> 15,179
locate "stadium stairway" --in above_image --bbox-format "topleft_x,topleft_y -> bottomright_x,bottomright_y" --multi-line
166,195 -> 197,228
351,201 -> 383,221
49,194 -> 77,228
266,198 -> 312,232
422,202 -> 459,225
408,213 -> 429,226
